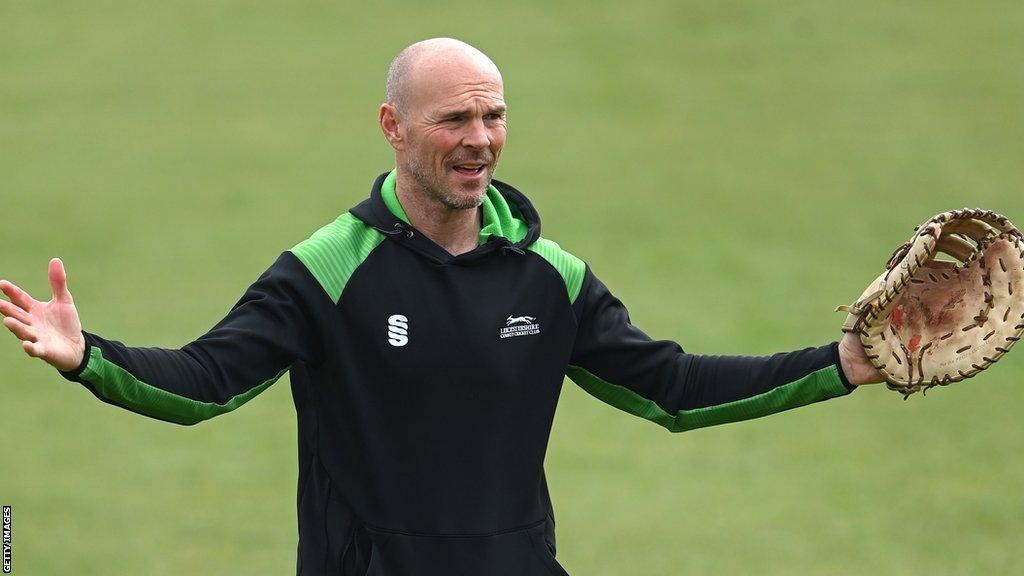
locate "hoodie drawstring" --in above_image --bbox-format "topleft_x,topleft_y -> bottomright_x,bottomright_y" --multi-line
498,238 -> 525,256
376,222 -> 414,239
378,223 -> 525,256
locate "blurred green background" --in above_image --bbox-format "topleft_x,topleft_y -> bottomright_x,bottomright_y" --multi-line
2,1 -> 1022,574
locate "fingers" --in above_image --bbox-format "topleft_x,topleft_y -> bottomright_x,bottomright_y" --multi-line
0,279 -> 36,313
22,340 -> 45,359
0,299 -> 32,325
2,316 -> 38,342
48,258 -> 73,304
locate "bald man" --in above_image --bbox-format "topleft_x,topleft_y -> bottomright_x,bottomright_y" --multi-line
1,38 -> 881,575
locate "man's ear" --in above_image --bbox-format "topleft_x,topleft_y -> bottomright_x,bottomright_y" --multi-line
379,103 -> 404,151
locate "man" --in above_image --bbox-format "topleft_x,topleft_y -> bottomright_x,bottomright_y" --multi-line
0,38 -> 881,575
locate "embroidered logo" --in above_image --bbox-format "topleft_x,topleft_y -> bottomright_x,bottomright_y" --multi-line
500,314 -> 541,339
387,314 -> 409,347
506,315 -> 536,325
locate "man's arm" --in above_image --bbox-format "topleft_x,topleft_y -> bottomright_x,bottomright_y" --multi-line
567,265 -> 862,432
0,253 -> 328,426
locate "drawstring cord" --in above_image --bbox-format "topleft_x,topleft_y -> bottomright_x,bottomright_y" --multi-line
376,223 -> 526,256
497,238 -> 525,255
376,222 -> 414,238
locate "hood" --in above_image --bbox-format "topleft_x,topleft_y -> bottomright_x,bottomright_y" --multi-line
349,170 -> 542,265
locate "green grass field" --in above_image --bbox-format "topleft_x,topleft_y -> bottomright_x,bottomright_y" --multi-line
2,1 -> 1022,574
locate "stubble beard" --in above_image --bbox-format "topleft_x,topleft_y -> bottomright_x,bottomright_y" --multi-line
406,154 -> 493,211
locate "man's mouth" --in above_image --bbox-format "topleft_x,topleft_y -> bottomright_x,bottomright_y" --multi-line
452,163 -> 486,176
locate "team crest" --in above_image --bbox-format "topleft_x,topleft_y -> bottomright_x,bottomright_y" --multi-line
500,314 -> 541,339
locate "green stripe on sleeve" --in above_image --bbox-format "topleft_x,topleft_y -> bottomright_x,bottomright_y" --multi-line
78,346 -> 289,426
290,212 -> 385,303
566,364 -> 849,433
527,237 -> 586,303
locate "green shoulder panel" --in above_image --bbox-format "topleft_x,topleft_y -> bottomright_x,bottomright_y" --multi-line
290,212 -> 385,304
527,237 -> 586,303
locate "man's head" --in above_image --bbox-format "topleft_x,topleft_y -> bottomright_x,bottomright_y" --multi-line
379,38 -> 507,211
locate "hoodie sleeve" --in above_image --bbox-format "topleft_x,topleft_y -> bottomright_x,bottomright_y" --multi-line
57,251 -> 329,426
567,265 -> 855,432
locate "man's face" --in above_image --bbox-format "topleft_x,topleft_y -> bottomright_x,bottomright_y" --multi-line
398,69 -> 507,210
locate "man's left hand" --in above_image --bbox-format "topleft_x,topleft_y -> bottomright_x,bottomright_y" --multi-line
838,331 -> 885,386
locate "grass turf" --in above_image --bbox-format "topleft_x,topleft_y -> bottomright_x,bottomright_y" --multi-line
2,1 -> 1022,574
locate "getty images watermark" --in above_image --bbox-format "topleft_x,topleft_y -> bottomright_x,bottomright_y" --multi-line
2,505 -> 10,573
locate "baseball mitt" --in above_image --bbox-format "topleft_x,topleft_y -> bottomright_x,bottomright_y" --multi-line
837,208 -> 1024,397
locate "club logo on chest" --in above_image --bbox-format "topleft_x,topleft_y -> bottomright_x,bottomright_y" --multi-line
500,314 -> 541,339
387,314 -> 409,347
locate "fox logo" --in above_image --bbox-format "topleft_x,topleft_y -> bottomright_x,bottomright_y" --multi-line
387,314 -> 409,347
506,315 -> 537,326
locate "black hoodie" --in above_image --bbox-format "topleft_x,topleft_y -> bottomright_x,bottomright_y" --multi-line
59,170 -> 855,575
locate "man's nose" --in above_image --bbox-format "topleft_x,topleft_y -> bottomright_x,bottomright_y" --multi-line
461,117 -> 490,149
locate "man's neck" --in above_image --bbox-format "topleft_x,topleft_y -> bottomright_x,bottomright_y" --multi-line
394,174 -> 482,257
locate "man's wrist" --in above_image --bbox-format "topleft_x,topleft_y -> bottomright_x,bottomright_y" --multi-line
831,341 -> 857,391
58,333 -> 91,381
837,332 -> 885,386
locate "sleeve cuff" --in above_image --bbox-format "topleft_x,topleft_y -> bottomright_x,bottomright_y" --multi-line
829,340 -> 857,392
58,333 -> 92,382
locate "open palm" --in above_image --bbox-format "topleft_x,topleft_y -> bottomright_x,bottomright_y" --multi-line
0,258 -> 85,372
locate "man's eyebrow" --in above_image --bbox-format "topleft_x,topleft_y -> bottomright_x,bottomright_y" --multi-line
437,105 -> 507,118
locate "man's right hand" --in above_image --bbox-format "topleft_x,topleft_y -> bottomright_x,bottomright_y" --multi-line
0,258 -> 86,372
